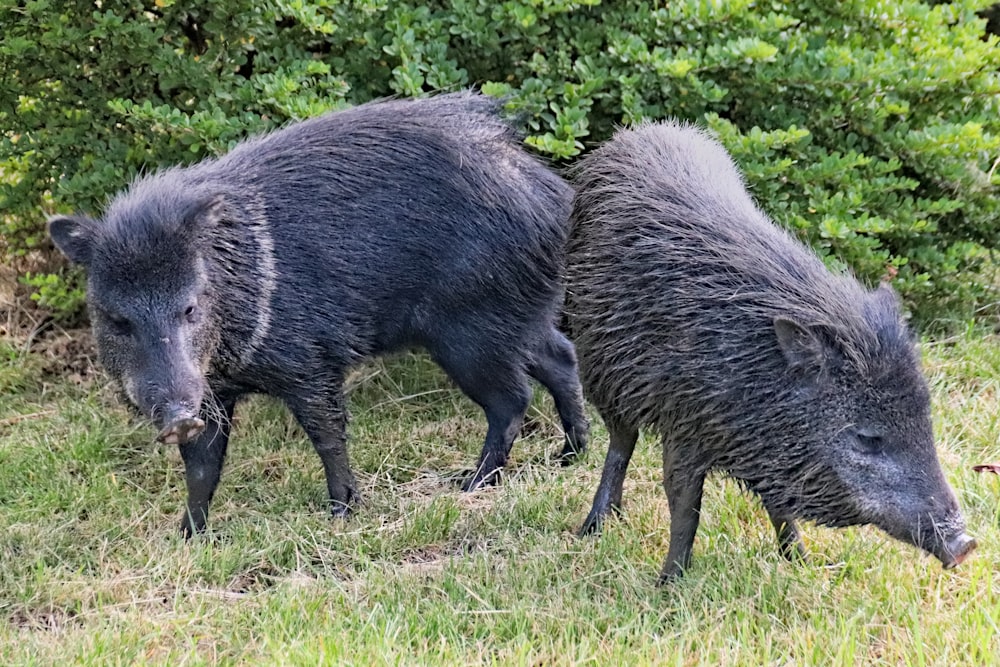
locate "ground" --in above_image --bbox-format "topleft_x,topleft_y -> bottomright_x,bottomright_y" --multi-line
0,314 -> 997,665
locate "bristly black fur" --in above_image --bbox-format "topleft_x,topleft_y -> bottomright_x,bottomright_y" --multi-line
49,91 -> 590,535
565,121 -> 971,580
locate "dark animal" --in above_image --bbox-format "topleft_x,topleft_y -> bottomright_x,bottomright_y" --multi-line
564,121 -> 975,582
49,92 -> 589,535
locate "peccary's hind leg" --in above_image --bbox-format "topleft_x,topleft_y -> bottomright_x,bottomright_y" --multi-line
462,379 -> 532,491
178,396 -> 236,537
763,505 -> 807,562
659,442 -> 708,583
434,345 -> 531,491
578,414 -> 638,536
288,385 -> 358,517
527,326 -> 590,463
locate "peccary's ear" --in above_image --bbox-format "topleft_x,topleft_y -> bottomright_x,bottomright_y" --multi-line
48,214 -> 98,266
872,282 -> 902,314
868,282 -> 916,343
181,194 -> 227,233
774,317 -> 827,373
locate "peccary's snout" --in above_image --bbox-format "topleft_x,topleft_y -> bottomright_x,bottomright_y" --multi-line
155,401 -> 206,445
139,345 -> 208,446
902,501 -> 977,570
938,532 -> 977,569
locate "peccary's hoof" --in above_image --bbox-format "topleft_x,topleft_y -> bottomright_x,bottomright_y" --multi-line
329,499 -> 356,519
558,428 -> 590,465
657,567 -> 684,586
179,511 -> 207,539
330,504 -> 352,519
578,511 -> 607,538
578,501 -> 623,537
780,544 -> 809,564
460,468 -> 501,492
941,533 -> 977,569
157,417 -> 206,445
556,443 -> 584,466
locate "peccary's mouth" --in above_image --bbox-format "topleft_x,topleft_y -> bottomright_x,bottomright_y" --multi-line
938,533 -> 977,570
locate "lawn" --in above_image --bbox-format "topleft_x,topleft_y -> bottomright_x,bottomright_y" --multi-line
0,330 -> 997,665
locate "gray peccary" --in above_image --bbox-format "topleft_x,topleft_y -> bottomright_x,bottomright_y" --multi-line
564,121 -> 976,582
48,91 -> 589,536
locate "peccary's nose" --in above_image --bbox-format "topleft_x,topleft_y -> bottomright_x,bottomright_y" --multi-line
941,533 -> 977,569
155,403 -> 206,445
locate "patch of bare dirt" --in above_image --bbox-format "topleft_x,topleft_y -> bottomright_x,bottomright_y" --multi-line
31,327 -> 99,386
8,603 -> 83,633
227,561 -> 284,594
2,252 -> 97,384
400,546 -> 449,576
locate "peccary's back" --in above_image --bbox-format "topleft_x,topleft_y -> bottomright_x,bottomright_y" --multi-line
243,95 -> 565,276
565,122 -> 880,430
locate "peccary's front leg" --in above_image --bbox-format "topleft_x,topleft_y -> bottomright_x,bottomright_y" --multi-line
764,508 -> 807,562
288,387 -> 358,516
578,415 -> 638,536
179,397 -> 236,537
659,443 -> 707,583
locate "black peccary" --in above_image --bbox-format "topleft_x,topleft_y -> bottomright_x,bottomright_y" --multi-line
48,91 -> 589,535
564,121 -> 976,582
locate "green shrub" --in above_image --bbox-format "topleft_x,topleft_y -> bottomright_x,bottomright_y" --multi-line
1,0 -> 998,329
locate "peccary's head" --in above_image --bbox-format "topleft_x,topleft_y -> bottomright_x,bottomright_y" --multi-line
755,284 -> 975,568
49,185 -> 222,445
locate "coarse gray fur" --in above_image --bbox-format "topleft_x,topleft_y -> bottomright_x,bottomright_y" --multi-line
49,91 -> 590,535
565,120 -> 975,582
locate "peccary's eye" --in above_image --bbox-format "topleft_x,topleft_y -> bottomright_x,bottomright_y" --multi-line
106,314 -> 132,337
183,303 -> 200,324
855,429 -> 884,454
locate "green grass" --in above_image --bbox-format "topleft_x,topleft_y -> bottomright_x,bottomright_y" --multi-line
1,333 -> 998,665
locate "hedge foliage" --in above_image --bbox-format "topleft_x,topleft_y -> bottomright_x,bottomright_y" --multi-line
1,0 -> 998,329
